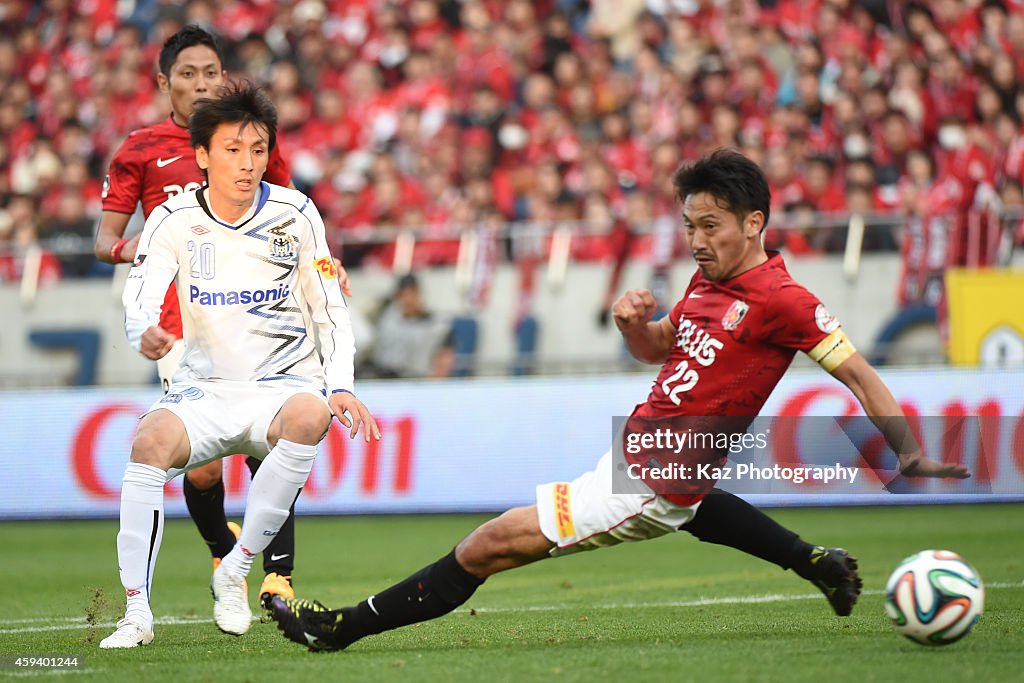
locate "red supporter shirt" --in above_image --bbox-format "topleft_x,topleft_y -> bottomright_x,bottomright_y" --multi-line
631,252 -> 839,504
102,115 -> 291,337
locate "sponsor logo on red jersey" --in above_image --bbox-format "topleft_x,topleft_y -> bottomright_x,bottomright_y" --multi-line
675,315 -> 724,367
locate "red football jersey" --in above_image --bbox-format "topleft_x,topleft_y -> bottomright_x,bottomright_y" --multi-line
102,115 -> 291,336
630,252 -> 840,504
636,252 -> 835,419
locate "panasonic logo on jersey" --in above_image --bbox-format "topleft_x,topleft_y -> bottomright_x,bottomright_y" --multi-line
189,284 -> 290,305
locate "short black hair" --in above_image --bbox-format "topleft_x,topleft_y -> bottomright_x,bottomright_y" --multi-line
158,25 -> 223,77
190,81 -> 277,152
396,273 -> 419,291
672,149 -> 771,228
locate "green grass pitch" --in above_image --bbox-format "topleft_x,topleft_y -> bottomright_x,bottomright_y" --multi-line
2,504 -> 1022,682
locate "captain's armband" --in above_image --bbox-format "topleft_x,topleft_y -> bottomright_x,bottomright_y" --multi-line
807,329 -> 856,372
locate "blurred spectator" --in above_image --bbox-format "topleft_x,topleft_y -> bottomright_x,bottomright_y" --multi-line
39,190 -> 96,278
0,195 -> 63,284
368,274 -> 454,379
999,178 -> 1024,245
897,148 -> 952,308
2,0 -> 1023,283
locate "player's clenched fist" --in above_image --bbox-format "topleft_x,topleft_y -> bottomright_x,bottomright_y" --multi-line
612,289 -> 659,331
140,325 -> 177,360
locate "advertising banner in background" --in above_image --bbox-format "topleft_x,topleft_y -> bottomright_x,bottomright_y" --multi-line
2,368 -> 1023,519
947,268 -> 1024,366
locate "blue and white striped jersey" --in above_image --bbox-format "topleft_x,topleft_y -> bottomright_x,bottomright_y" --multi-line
123,182 -> 355,394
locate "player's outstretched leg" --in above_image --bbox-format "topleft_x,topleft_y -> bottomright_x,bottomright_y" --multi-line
183,460 -> 239,566
269,505 -> 551,651
246,455 -> 297,607
681,489 -> 862,616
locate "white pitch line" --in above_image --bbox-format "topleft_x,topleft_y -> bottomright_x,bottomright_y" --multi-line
463,581 -> 1022,613
0,617 -> 89,625
0,670 -> 91,678
0,615 -> 248,635
3,582 -> 1020,635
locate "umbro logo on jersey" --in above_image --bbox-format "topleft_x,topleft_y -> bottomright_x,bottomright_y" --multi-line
191,225 -> 210,235
156,155 -> 183,167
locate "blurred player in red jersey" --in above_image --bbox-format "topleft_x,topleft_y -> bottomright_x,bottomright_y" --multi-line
94,25 -> 350,608
269,150 -> 969,652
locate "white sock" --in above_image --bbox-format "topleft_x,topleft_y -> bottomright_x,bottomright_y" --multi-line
116,462 -> 167,628
220,439 -> 317,578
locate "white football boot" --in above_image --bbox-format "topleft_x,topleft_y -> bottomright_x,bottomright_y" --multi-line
211,566 -> 252,635
99,618 -> 155,649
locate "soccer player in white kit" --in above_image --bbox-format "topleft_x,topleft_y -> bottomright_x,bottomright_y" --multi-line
100,82 -> 379,648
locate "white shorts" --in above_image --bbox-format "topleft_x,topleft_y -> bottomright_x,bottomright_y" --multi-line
536,451 -> 701,557
144,379 -> 328,480
156,339 -> 186,393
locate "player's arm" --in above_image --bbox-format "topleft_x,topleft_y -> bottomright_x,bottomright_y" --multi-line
95,210 -> 142,264
122,208 -> 179,360
297,199 -> 379,441
97,136 -> 146,264
824,347 -> 971,479
613,288 -> 676,364
334,257 -> 352,297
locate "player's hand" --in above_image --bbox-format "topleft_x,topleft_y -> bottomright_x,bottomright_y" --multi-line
612,289 -> 659,332
897,450 -> 971,479
334,258 -> 352,297
123,233 -> 142,262
329,391 -> 381,442
140,325 -> 176,360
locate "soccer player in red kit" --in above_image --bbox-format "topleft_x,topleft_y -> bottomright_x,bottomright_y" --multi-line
269,150 -> 969,652
94,25 -> 339,607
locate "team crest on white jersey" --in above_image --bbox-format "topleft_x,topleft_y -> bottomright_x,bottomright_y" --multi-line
721,300 -> 749,330
269,233 -> 296,262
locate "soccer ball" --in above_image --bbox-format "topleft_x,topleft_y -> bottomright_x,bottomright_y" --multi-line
884,550 -> 984,646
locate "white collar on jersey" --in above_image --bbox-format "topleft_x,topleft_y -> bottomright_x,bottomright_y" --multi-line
202,183 -> 263,227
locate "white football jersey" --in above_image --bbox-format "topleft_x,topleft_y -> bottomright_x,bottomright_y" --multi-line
124,182 -> 354,393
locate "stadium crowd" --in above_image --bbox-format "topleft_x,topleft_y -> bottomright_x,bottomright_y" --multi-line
1,0 -> 1023,283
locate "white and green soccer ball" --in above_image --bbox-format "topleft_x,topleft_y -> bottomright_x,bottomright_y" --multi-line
885,549 -> 984,646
